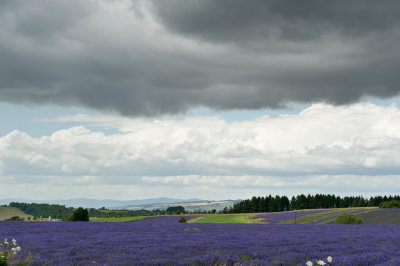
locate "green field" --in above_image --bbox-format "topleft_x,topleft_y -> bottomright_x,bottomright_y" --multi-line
90,216 -> 149,222
187,208 -> 381,224
358,208 -> 400,224
84,207 -> 399,224
277,208 -> 377,224
317,209 -> 376,224
190,214 -> 261,223
0,206 -> 34,221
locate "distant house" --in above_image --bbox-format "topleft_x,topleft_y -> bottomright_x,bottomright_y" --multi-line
39,216 -> 58,222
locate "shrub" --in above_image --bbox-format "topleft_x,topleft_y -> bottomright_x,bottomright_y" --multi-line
0,255 -> 7,266
62,214 -> 72,221
4,216 -> 24,221
379,200 -> 400,208
178,217 -> 187,223
71,208 -> 89,222
166,206 -> 185,214
335,214 -> 362,224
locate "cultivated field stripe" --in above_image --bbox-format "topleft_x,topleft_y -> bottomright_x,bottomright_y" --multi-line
278,208 -> 376,224
318,209 -> 377,224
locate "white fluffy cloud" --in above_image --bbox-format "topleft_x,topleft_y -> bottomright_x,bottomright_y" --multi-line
1,102 -> 400,199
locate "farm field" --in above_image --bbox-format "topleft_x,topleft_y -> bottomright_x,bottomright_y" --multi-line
255,207 -> 378,224
0,207 -> 33,221
188,207 -> 388,225
89,216 -> 149,222
2,216 -> 400,265
190,213 -> 261,223
354,208 -> 400,224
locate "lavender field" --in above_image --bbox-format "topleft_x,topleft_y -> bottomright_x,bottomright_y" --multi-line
255,208 -> 378,224
254,210 -> 326,224
2,216 -> 400,265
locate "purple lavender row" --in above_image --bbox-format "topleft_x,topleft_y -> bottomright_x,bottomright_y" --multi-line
314,209 -> 376,224
2,216 -> 400,265
291,208 -> 374,224
254,210 -> 325,224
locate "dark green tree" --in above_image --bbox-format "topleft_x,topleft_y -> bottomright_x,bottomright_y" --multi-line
71,207 -> 89,221
178,217 -> 187,223
166,206 -> 185,214
281,196 -> 290,211
379,200 -> 400,208
5,216 -> 24,221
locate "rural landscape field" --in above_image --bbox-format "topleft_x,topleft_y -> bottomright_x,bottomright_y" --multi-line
2,202 -> 400,265
2,0 -> 400,265
2,217 -> 400,265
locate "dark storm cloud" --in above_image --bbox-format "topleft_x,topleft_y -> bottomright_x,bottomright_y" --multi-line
152,0 -> 399,42
0,0 -> 400,115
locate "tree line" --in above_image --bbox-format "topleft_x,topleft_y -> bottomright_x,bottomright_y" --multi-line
8,202 -> 156,219
223,194 -> 400,213
9,202 -> 75,219
8,202 -> 193,218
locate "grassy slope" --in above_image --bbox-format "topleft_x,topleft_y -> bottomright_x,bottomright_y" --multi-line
90,216 -> 149,222
191,208 -> 381,224
90,207 -> 398,224
0,206 -> 34,221
190,214 -> 261,224
276,208 -> 376,224
347,208 -> 400,224
318,209 -> 376,224
277,208 -> 376,224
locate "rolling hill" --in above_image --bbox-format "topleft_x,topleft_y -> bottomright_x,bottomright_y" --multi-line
124,200 -> 239,212
0,206 -> 34,221
0,197 -> 203,209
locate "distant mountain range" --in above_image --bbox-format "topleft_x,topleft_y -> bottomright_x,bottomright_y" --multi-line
123,200 -> 240,212
0,197 -> 203,209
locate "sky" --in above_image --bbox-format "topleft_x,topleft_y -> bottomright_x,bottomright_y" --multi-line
1,0 -> 400,200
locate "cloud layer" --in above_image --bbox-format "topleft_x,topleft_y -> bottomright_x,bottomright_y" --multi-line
1,0 -> 400,115
2,103 -> 400,199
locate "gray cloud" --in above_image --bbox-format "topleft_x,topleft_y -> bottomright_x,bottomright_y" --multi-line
0,0 -> 400,115
153,0 -> 399,42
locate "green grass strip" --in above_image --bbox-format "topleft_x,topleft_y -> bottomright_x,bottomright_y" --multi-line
278,209 -> 346,224
191,214 -> 257,223
318,209 -> 377,224
278,208 -> 371,224
90,216 -> 149,222
297,209 -> 370,224
298,210 -> 359,224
